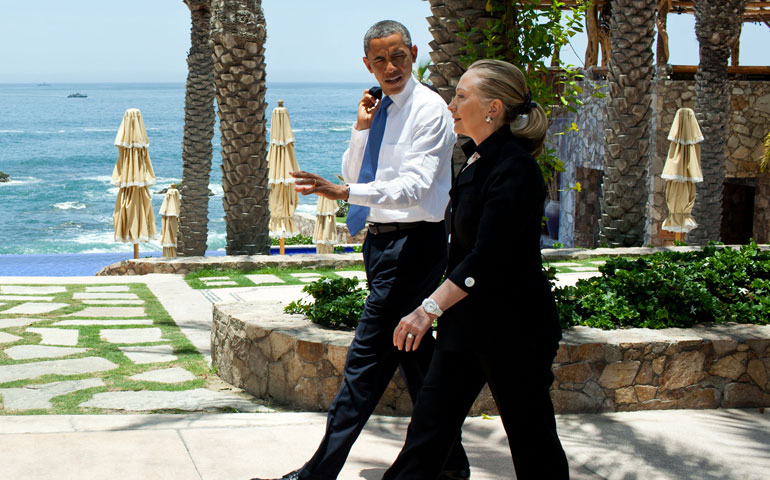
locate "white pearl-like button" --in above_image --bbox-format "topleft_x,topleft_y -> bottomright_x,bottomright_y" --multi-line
464,277 -> 475,288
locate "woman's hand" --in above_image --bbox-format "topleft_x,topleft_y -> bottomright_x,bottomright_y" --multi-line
290,171 -> 348,200
394,306 -> 436,352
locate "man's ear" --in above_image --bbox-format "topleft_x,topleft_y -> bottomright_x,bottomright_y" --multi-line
411,45 -> 418,64
363,56 -> 373,74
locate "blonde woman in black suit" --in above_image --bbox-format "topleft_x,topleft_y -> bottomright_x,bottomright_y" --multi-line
383,59 -> 569,479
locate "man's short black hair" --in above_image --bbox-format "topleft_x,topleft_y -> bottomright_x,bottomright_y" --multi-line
364,20 -> 412,56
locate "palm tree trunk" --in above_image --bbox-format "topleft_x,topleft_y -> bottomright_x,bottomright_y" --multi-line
178,0 -> 215,257
210,0 -> 270,255
689,0 -> 747,245
425,0 -> 488,104
598,0 -> 656,247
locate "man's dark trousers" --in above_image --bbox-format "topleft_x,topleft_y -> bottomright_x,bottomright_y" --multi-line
298,221 -> 469,480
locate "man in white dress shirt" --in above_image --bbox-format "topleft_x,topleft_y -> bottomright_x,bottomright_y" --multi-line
254,20 -> 469,480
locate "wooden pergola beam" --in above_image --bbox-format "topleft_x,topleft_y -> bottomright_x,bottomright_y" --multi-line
672,65 -> 770,74
528,1 -> 770,23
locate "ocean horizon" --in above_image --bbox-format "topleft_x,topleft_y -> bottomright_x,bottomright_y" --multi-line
0,82 -> 371,255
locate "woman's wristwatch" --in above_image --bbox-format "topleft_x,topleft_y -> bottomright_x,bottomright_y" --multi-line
421,298 -> 443,317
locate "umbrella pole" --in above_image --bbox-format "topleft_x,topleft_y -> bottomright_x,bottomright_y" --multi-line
133,243 -> 139,259
280,237 -> 285,255
675,232 -> 682,243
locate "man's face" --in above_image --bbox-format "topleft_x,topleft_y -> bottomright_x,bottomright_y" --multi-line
363,33 -> 418,96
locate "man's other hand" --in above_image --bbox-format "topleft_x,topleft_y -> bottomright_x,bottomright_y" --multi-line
291,171 -> 349,201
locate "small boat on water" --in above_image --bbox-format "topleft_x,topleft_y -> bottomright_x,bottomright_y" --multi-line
67,93 -> 87,98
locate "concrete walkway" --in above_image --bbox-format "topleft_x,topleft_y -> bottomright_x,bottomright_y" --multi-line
0,409 -> 768,479
2,270 -> 769,479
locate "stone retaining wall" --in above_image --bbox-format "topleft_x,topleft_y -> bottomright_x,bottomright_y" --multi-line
212,301 -> 770,415
96,253 -> 364,276
98,245 -> 765,276
294,212 -> 366,245
551,324 -> 770,413
211,301 -> 496,416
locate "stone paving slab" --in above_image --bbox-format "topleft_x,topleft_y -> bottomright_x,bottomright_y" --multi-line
53,319 -> 154,326
244,274 -> 285,284
73,292 -> 139,300
198,276 -> 231,281
79,388 -> 263,412
81,299 -> 145,305
64,307 -> 146,318
570,266 -> 601,272
5,345 -> 89,360
118,345 -> 177,365
84,286 -> 131,292
0,295 -> 55,301
0,331 -> 22,344
0,378 -> 104,410
553,272 -> 602,288
0,357 -> 119,384
204,281 -> 238,286
199,285 -> 309,306
129,368 -> 196,384
290,273 -> 322,278
0,286 -> 66,295
0,318 -> 48,329
100,328 -> 163,344
27,327 -> 79,346
2,302 -> 69,315
334,271 -> 366,280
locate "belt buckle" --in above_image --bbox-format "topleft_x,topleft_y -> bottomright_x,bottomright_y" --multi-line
368,223 -> 396,235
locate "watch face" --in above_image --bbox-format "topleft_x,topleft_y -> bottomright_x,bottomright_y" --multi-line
423,299 -> 439,314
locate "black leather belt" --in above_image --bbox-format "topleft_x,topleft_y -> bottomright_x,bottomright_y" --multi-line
367,221 -> 427,235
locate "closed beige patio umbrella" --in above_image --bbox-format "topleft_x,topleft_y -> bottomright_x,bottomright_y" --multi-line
314,196 -> 338,254
268,100 -> 300,254
159,184 -> 181,257
661,107 -> 703,240
112,108 -> 157,258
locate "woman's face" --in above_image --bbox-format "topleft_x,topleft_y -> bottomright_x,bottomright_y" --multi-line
447,70 -> 492,144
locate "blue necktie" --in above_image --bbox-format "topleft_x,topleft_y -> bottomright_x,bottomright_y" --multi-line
346,96 -> 393,236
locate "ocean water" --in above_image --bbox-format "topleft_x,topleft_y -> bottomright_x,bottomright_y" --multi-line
0,82 -> 369,255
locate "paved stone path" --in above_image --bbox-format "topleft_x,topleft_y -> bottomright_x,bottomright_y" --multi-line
0,266 -> 599,415
0,278 -> 265,414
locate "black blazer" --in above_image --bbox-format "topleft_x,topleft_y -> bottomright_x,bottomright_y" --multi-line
438,127 -> 561,352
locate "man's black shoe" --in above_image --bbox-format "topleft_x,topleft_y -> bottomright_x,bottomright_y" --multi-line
249,469 -> 300,480
438,468 -> 471,480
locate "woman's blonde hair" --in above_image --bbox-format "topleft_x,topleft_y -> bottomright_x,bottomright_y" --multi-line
467,59 -> 547,157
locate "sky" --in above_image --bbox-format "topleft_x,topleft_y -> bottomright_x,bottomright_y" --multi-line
0,0 -> 767,83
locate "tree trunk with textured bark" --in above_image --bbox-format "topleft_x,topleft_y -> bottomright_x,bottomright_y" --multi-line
598,0 -> 656,247
425,0 -> 489,173
210,0 -> 269,254
178,0 -> 215,257
689,0 -> 747,245
425,0 -> 489,104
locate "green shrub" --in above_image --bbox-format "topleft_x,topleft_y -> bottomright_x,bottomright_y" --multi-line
285,276 -> 367,329
271,234 -> 313,246
554,241 -> 770,329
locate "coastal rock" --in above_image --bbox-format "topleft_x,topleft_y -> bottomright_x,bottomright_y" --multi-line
0,171 -> 8,182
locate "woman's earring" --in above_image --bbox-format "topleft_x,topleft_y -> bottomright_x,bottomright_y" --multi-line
485,115 -> 492,123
